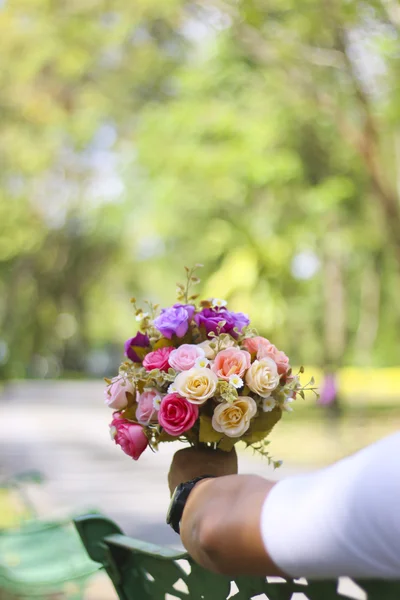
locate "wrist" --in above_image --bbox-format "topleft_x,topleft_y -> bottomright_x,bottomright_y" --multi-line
167,475 -> 216,534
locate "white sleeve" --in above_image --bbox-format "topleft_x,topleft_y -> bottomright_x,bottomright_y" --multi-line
260,432 -> 400,579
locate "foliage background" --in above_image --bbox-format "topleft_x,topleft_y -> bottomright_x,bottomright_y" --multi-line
1,0 -> 400,386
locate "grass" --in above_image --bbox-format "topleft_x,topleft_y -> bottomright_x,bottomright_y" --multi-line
0,489 -> 30,529
254,396 -> 400,466
243,366 -> 399,466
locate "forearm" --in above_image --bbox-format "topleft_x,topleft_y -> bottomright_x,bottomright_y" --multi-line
179,433 -> 400,579
180,474 -> 285,576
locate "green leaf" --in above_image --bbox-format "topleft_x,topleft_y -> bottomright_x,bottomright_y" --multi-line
158,430 -> 178,443
153,338 -> 174,350
217,437 -> 237,452
122,401 -> 138,421
199,415 -> 222,444
242,407 -> 282,445
130,346 -> 149,361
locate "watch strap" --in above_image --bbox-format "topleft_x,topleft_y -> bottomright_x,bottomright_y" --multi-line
167,475 -> 215,534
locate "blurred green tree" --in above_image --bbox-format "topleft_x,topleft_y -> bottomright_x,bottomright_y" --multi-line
130,0 -> 400,370
0,0 -> 399,378
0,0 -> 190,377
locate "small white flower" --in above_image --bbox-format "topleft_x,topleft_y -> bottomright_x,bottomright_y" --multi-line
195,356 -> 210,369
229,374 -> 243,389
283,397 -> 294,412
212,298 -> 228,308
109,426 -> 117,440
168,384 -> 178,393
290,375 -> 301,387
153,395 -> 162,410
135,312 -> 149,322
262,397 -> 276,412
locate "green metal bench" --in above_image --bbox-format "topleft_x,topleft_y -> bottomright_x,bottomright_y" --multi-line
0,472 -> 99,600
74,513 -> 400,600
0,471 -> 44,529
0,519 -> 100,600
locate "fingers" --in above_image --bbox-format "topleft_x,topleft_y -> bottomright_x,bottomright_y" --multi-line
168,469 -> 175,497
168,445 -> 239,495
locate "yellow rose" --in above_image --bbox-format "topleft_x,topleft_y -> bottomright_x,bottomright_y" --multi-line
174,367 -> 218,405
245,358 -> 280,398
212,396 -> 257,438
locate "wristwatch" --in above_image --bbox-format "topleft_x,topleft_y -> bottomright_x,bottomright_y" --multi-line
166,475 -> 215,534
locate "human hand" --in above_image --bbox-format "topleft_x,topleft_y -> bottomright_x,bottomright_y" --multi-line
168,446 -> 238,495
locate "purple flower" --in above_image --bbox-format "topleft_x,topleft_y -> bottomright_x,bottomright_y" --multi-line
194,308 -> 250,338
124,332 -> 150,363
318,374 -> 338,406
153,304 -> 195,339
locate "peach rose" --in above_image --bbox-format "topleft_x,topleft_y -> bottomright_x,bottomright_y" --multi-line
212,396 -> 257,438
173,367 -> 218,405
212,348 -> 251,381
257,343 -> 290,375
242,336 -> 270,355
245,358 -> 280,397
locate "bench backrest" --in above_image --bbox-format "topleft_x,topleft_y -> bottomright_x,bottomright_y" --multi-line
0,518 -> 99,599
74,513 -> 400,600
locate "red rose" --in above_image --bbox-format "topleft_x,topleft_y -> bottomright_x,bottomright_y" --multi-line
158,393 -> 198,436
142,346 -> 174,372
110,414 -> 148,460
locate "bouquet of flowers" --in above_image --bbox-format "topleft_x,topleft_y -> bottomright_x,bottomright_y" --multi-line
105,266 -> 317,466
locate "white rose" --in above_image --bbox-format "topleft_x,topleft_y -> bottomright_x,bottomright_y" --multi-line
174,367 -> 218,405
245,358 -> 280,398
198,335 -> 238,360
212,396 -> 257,438
198,340 -> 217,360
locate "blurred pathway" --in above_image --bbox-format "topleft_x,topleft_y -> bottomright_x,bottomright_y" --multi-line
0,381 -> 311,548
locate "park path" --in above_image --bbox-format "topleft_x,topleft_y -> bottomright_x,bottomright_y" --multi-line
0,381 -> 314,600
0,381 -> 309,546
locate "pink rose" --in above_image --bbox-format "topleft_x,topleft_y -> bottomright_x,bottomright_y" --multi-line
168,344 -> 205,371
104,377 -> 135,410
136,389 -> 160,425
142,346 -> 174,372
242,336 -> 271,355
158,393 -> 199,436
257,343 -> 290,375
110,415 -> 148,460
212,348 -> 251,380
